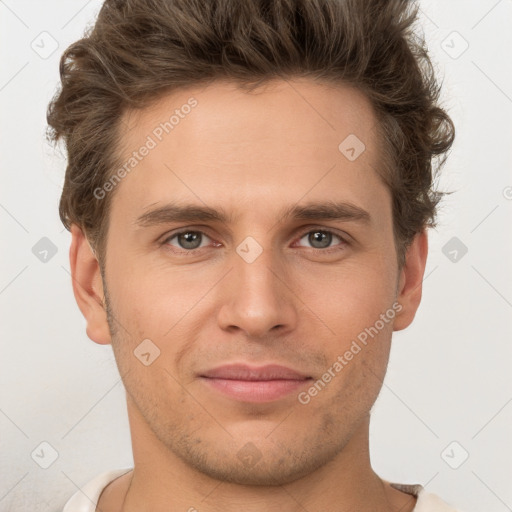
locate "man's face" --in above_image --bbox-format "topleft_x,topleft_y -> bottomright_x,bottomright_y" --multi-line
101,79 -> 403,485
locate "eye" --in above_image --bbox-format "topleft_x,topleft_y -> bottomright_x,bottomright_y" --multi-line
295,229 -> 348,251
161,227 -> 349,254
163,230 -> 213,251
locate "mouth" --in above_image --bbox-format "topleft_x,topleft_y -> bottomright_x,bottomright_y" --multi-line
199,364 -> 313,403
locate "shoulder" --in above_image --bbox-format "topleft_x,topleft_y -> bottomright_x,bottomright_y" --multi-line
62,468 -> 133,512
390,482 -> 464,512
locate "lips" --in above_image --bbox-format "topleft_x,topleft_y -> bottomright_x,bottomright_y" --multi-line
200,364 -> 311,381
199,364 -> 312,403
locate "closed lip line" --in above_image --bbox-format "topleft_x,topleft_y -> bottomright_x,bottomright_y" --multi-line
200,364 -> 311,381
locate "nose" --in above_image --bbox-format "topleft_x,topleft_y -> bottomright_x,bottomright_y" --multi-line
217,245 -> 298,340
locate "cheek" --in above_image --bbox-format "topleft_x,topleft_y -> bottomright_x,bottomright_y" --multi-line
298,257 -> 397,330
108,259 -> 216,337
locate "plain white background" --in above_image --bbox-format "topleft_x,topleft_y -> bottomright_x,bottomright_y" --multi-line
1,1 -> 511,511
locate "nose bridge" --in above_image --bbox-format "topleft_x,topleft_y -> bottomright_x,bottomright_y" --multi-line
236,238 -> 280,297
217,234 -> 297,337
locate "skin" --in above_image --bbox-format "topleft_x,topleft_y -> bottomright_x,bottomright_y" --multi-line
70,78 -> 428,512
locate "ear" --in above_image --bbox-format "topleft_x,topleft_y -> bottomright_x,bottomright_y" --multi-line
69,224 -> 112,345
393,230 -> 429,332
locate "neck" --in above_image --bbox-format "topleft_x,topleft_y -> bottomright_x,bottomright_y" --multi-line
116,400 -> 415,512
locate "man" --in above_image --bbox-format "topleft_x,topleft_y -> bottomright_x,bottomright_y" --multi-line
48,0 -> 459,510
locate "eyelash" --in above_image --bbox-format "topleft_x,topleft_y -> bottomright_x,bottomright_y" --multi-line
160,227 -> 349,255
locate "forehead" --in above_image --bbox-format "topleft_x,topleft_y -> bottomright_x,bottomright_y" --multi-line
121,78 -> 378,155
111,78 -> 388,224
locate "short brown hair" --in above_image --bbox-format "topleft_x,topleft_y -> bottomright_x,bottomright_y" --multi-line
47,0 -> 455,269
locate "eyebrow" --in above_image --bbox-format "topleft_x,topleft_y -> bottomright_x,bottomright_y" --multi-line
135,200 -> 371,228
